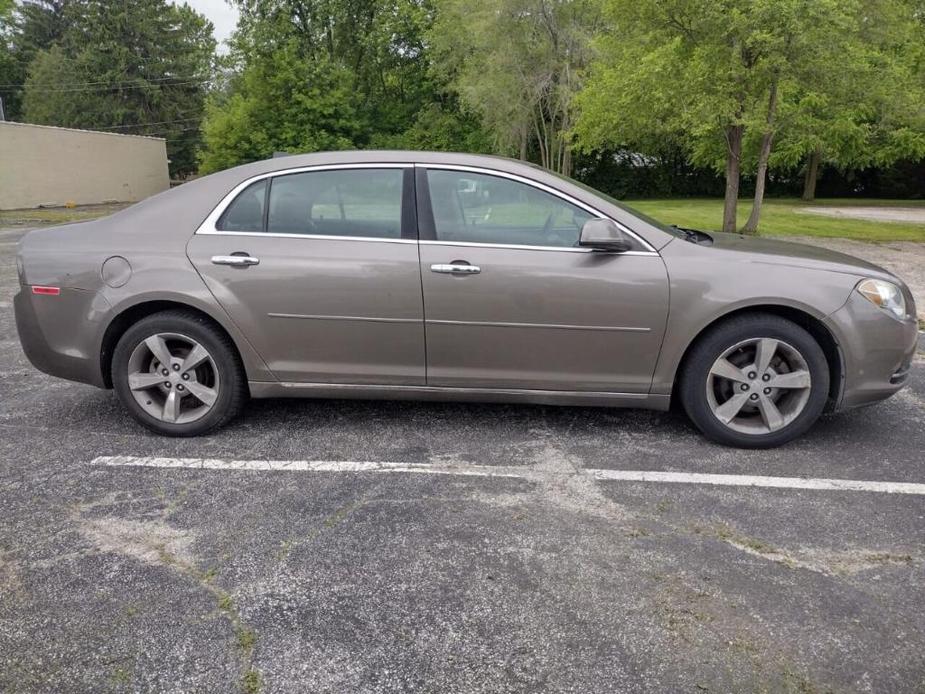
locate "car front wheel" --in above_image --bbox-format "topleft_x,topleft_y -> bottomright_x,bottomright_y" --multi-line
679,314 -> 830,448
112,310 -> 247,436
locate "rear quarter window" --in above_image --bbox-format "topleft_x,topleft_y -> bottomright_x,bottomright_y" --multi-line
216,180 -> 267,232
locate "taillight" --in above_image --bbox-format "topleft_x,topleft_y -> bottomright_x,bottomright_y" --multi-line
31,286 -> 61,296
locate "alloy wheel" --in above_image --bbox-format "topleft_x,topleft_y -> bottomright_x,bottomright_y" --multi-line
706,337 -> 812,435
126,332 -> 220,424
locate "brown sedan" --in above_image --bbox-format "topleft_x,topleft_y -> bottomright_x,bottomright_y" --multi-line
13,151 -> 919,447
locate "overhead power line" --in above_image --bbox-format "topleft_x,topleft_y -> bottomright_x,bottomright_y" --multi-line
0,73 -> 215,89
95,116 -> 203,131
0,78 -> 213,93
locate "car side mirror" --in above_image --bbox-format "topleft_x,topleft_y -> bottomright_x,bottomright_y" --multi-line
579,218 -> 633,253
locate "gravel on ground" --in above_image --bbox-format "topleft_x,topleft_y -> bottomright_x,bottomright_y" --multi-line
798,206 -> 925,224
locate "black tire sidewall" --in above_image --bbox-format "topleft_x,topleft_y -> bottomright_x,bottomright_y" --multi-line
680,315 -> 830,448
112,312 -> 244,436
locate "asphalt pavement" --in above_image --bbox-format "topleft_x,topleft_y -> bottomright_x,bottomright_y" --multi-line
1,225 -> 924,693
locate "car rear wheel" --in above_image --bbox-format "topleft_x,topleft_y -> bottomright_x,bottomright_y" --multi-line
112,311 -> 247,436
679,314 -> 830,448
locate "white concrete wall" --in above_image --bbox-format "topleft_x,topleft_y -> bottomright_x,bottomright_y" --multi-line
0,121 -> 170,210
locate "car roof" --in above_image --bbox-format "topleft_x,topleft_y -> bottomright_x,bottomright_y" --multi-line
231,150 -> 539,179
265,149 -> 522,168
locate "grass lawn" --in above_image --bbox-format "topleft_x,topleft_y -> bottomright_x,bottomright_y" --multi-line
0,202 -> 130,227
626,198 -> 925,242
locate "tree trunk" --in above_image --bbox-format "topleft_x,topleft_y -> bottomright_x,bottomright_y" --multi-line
802,147 -> 822,201
561,146 -> 571,177
742,80 -> 780,235
741,129 -> 773,234
722,124 -> 743,234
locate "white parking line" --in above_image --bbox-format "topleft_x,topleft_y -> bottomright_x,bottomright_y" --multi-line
92,456 -> 523,478
588,469 -> 925,495
92,456 -> 925,495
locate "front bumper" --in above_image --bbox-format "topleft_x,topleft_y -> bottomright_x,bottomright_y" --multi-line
14,286 -> 111,388
824,292 -> 919,409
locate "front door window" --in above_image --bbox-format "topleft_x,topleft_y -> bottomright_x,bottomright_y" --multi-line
426,170 -> 593,248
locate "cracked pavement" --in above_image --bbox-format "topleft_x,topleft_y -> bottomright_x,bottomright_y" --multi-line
1,225 -> 924,693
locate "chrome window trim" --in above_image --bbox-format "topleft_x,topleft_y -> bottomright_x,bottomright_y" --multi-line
195,163 -> 412,239
415,163 -> 658,254
419,239 -> 657,256
196,160 -> 660,255
196,229 -> 416,244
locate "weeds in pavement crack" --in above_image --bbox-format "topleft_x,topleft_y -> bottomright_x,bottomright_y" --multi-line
276,497 -> 365,562
156,545 -> 261,693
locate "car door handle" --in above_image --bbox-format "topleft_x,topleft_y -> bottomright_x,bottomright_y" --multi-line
430,263 -> 481,275
211,254 -> 260,267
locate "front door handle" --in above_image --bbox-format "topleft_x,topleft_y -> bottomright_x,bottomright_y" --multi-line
212,254 -> 260,267
430,263 -> 481,275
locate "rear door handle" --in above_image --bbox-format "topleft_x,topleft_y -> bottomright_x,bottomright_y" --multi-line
430,263 -> 481,275
212,254 -> 260,267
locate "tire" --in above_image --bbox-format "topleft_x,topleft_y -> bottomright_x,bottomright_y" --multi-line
112,310 -> 248,436
679,313 -> 830,448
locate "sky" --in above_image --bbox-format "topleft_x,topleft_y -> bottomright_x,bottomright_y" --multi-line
175,0 -> 241,46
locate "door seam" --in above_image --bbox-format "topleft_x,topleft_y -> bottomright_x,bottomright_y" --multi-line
410,165 -> 430,385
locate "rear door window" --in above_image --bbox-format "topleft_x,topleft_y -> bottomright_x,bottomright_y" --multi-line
267,169 -> 403,238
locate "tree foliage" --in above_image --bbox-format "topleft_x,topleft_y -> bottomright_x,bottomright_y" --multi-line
199,44 -> 361,172
0,2 -> 15,119
3,0 -> 924,207
12,0 -> 214,176
0,1 -> 72,120
771,0 -> 925,199
575,0 -> 925,232
198,0 -> 490,173
428,0 -> 601,175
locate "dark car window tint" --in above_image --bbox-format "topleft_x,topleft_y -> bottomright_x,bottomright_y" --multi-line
267,169 -> 403,238
216,179 -> 267,232
426,170 -> 593,247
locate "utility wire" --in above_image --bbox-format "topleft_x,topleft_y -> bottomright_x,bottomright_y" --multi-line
130,125 -> 204,136
0,78 -> 212,93
0,73 -> 215,89
95,116 -> 203,131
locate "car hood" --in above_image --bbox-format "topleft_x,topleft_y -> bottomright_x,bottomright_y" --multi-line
704,232 -> 898,282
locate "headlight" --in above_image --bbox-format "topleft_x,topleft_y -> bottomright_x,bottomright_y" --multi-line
857,279 -> 907,319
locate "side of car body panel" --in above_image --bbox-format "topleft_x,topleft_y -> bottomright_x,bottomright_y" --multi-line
651,240 -> 869,396
187,233 -> 426,384
823,291 -> 919,407
418,242 -> 669,392
13,150 -> 917,417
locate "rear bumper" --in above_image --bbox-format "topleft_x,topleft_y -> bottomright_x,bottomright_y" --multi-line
14,286 -> 110,388
824,292 -> 919,409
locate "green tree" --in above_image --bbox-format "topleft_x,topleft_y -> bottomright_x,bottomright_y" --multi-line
0,1 -> 72,121
199,0 -> 487,171
392,100 -> 493,153
21,0 -> 215,176
199,44 -> 361,173
429,0 -> 601,175
0,1 -> 14,119
575,0 -> 925,233
771,0 -> 925,200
